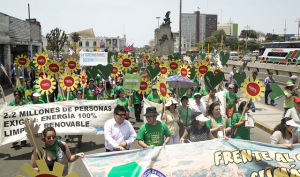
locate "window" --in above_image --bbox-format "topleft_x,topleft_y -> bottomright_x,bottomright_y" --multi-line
267,52 -> 288,57
86,41 -> 89,47
79,41 -> 82,47
93,41 -> 96,47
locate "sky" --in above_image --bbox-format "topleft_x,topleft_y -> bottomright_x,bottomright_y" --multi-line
1,0 -> 300,47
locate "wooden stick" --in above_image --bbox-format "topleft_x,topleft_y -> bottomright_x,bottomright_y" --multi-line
233,102 -> 249,136
67,91 -> 69,101
0,84 -> 6,103
1,64 -> 15,89
25,118 -> 42,159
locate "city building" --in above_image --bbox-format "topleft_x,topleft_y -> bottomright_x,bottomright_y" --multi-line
217,21 -> 238,37
181,11 -> 218,46
0,12 -> 42,85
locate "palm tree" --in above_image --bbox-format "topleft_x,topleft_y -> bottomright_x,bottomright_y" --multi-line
71,32 -> 81,53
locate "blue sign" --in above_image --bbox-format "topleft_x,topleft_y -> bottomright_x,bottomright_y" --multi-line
228,36 -> 237,39
285,34 -> 295,37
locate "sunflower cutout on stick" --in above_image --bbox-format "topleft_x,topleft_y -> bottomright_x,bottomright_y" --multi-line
156,77 -> 169,102
241,77 -> 265,102
168,59 -> 179,74
35,75 -> 56,95
80,71 -> 87,88
213,66 -> 223,75
139,78 -> 151,95
144,54 -> 151,60
35,70 -> 49,80
15,54 -> 29,68
46,59 -> 63,78
65,58 -> 79,74
153,59 -> 160,68
111,63 -> 122,77
117,53 -> 124,62
196,61 -> 211,77
205,56 -> 211,63
159,64 -> 171,77
33,52 -> 49,70
178,65 -> 191,78
59,73 -> 79,92
118,55 -> 135,72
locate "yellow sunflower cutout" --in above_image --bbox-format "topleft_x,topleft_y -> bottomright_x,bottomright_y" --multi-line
118,55 -> 135,72
153,59 -> 161,68
139,78 -> 151,94
144,54 -> 150,60
196,61 -> 211,77
17,160 -> 79,177
156,77 -> 169,102
117,53 -> 124,62
33,52 -> 49,70
15,54 -> 29,68
241,77 -> 265,102
35,75 -> 56,95
59,73 -> 79,92
111,63 -> 122,77
159,64 -> 171,77
178,65 -> 191,78
205,56 -> 211,63
80,71 -> 87,88
213,66 -> 223,75
65,58 -> 79,73
46,59 -> 63,78
168,59 -> 179,73
35,70 -> 49,80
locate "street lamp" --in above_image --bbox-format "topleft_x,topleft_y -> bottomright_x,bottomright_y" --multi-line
296,18 -> 300,40
156,17 -> 160,28
179,0 -> 182,56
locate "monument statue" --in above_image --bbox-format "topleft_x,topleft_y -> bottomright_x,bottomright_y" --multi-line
162,11 -> 171,27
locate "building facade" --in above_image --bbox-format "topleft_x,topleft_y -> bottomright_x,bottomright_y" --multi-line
217,21 -> 238,37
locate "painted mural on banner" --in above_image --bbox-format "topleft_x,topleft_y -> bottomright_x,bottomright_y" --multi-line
0,100 -> 116,146
79,52 -> 108,66
82,139 -> 300,177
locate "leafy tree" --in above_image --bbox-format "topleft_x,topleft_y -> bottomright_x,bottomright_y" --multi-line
240,30 -> 258,39
265,33 -> 283,42
204,36 -> 218,52
71,32 -> 81,53
211,29 -> 227,43
225,38 -> 239,51
46,28 -> 68,57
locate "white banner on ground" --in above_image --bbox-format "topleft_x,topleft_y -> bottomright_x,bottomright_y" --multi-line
79,52 -> 108,66
0,100 -> 117,146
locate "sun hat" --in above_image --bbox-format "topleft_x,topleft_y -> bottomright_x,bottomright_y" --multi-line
33,92 -> 41,97
286,82 -> 295,87
228,84 -> 234,89
286,120 -> 300,127
195,114 -> 210,122
152,85 -> 157,90
290,75 -> 298,81
143,107 -> 159,117
165,98 -> 178,107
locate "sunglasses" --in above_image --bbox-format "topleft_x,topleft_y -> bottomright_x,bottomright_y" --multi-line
116,113 -> 126,117
77,93 -> 82,95
46,135 -> 56,140
14,94 -> 20,96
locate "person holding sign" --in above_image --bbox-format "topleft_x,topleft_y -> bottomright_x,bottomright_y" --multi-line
28,92 -> 45,104
147,85 -> 162,104
226,84 -> 238,118
9,90 -> 26,106
232,101 -> 253,140
284,82 -> 298,116
206,102 -> 232,138
271,117 -> 299,149
85,78 -> 100,100
132,90 -> 143,122
102,82 -> 114,100
116,89 -> 131,120
137,107 -> 171,148
23,79 -> 35,102
56,89 -> 75,101
31,127 -> 85,176
104,106 -> 136,152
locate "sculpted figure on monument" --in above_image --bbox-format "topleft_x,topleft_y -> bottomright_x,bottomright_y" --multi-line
163,11 -> 171,26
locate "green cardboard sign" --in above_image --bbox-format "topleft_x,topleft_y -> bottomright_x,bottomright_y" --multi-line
113,52 -> 118,62
204,71 -> 224,90
123,73 -> 142,90
199,52 -> 206,60
146,66 -> 160,79
220,51 -> 229,66
107,52 -> 112,63
242,61 -> 248,70
269,83 -> 284,100
147,59 -> 153,66
233,72 -> 246,88
86,66 -> 98,79
29,61 -> 36,71
96,64 -> 113,80
178,88 -> 189,98
173,53 -> 180,60
190,55 -> 196,62
168,55 -> 173,61
188,66 -> 196,80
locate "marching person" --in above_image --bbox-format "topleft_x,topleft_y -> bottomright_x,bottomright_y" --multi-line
232,101 -> 253,140
85,78 -> 100,100
74,89 -> 84,148
178,96 -> 192,128
9,90 -> 26,106
203,88 -> 220,110
132,90 -> 143,122
116,89 -> 131,120
56,89 -> 75,101
190,93 -> 206,115
136,107 -> 171,148
104,105 -> 136,151
28,92 -> 45,104
285,97 -> 300,124
264,72 -> 275,106
31,127 -> 85,176
102,81 -> 114,100
226,84 -> 238,118
147,85 -> 162,104
284,82 -> 299,116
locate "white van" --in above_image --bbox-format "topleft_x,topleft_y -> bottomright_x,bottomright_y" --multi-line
229,51 -> 239,60
252,50 -> 259,56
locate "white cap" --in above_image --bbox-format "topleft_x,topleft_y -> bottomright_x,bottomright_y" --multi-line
195,114 -> 210,122
33,92 -> 41,97
165,98 -> 178,107
286,120 -> 300,127
19,76 -> 24,79
194,93 -> 201,96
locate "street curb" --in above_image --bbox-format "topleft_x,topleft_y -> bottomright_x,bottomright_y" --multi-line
255,120 -> 273,134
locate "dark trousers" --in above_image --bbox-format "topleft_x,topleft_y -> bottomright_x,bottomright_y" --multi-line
265,90 -> 274,104
134,103 -> 141,121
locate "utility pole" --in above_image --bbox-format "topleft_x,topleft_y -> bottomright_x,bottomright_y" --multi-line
244,25 -> 250,51
156,17 -> 160,28
179,0 -> 182,56
28,3 -> 32,61
296,18 -> 300,40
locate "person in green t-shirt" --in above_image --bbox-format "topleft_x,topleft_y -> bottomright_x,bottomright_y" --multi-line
97,80 -> 104,100
178,96 -> 192,127
114,77 -> 124,99
136,107 -> 171,148
184,88 -> 194,98
232,101 -> 254,140
28,92 -> 45,104
116,89 -> 131,119
23,79 -> 35,102
84,78 -> 99,100
284,82 -> 298,116
9,90 -> 26,106
146,85 -> 162,104
102,82 -> 114,100
56,89 -> 75,101
206,102 -> 231,138
132,90 -> 143,122
226,84 -> 238,118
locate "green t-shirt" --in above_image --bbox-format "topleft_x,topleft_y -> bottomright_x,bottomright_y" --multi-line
56,93 -> 75,101
284,89 -> 294,108
184,93 -> 194,98
115,85 -> 124,94
200,87 -> 209,96
136,121 -> 171,146
9,100 -> 26,106
178,106 -> 192,126
84,88 -> 98,100
102,89 -> 114,100
147,93 -> 162,103
117,97 -> 129,110
28,100 -> 45,104
206,116 -> 232,129
226,92 -> 238,110
132,91 -> 141,104
232,113 -> 254,140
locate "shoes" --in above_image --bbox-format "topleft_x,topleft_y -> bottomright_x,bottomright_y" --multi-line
11,142 -> 18,148
252,108 -> 255,112
20,140 -> 27,147
76,142 -> 82,148
271,103 -> 275,106
136,119 -> 143,122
